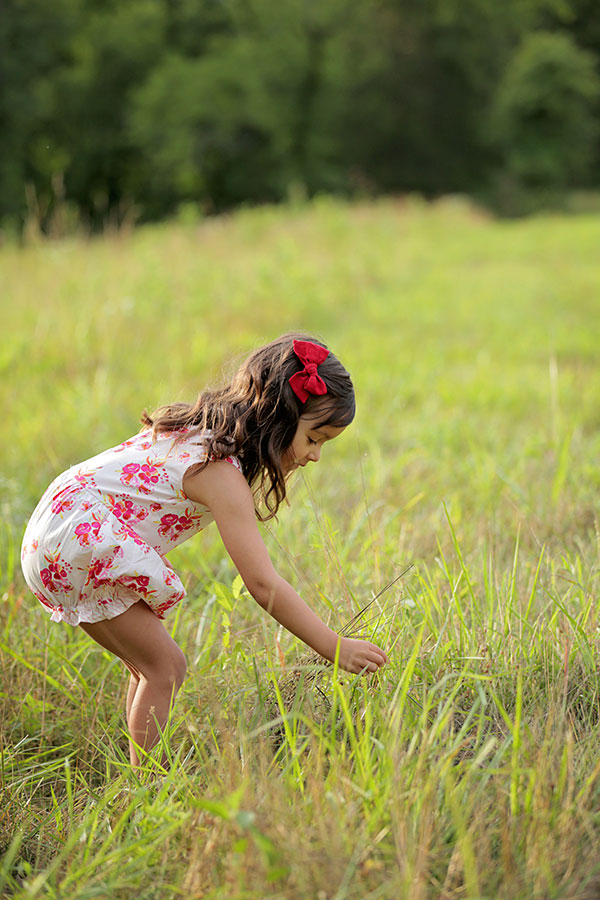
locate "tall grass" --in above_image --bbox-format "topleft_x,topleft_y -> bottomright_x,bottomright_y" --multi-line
2,197 -> 600,898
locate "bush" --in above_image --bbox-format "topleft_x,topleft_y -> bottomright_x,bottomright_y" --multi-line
491,31 -> 600,190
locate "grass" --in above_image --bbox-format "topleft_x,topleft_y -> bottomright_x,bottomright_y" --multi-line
1,195 -> 600,898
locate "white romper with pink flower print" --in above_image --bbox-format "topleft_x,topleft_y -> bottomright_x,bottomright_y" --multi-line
21,429 -> 242,625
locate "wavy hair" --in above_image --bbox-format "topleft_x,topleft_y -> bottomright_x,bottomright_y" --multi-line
141,333 -> 355,520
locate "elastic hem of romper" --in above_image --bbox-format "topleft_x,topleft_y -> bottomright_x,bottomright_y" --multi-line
45,587 -> 162,626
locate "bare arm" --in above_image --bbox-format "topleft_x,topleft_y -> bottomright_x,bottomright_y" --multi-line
183,462 -> 387,674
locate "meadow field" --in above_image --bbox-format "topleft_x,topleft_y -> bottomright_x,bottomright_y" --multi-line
1,197 -> 600,899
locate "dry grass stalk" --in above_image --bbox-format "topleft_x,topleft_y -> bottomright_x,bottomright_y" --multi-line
266,566 -> 414,730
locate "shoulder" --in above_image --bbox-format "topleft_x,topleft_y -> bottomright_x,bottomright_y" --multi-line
182,458 -> 251,512
221,455 -> 242,473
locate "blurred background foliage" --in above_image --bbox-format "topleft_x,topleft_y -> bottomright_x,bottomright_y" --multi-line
1,0 -> 600,234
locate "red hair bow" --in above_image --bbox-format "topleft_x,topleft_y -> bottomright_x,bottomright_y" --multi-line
289,340 -> 329,403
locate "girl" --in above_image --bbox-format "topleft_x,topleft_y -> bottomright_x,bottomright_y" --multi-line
21,334 -> 388,766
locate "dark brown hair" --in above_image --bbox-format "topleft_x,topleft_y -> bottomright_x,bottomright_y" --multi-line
141,333 -> 355,519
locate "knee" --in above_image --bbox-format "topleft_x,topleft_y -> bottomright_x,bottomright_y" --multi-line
142,644 -> 187,693
171,646 -> 187,690
160,644 -> 187,693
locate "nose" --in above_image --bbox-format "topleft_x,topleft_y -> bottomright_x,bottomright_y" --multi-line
308,445 -> 321,463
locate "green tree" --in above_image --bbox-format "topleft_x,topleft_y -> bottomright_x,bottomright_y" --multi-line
0,0 -> 80,229
336,0 -> 566,195
1,0 -> 599,229
491,30 -> 600,188
128,0 -> 358,214
48,1 -> 166,226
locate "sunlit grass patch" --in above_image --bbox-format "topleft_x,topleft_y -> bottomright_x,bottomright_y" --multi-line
2,198 -> 600,897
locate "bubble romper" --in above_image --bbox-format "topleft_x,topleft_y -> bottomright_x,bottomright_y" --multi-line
21,429 -> 241,625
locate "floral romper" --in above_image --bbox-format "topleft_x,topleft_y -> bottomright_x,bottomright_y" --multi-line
20,429 -> 242,625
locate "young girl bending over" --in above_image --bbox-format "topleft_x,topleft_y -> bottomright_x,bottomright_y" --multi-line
21,334 -> 388,765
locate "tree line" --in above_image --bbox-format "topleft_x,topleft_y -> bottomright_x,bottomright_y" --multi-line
1,0 -> 599,233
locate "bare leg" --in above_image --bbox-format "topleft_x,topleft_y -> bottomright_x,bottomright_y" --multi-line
126,671 -> 140,726
80,601 -> 186,766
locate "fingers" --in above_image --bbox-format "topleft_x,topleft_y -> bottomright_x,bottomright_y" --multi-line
369,642 -> 388,665
364,644 -> 387,669
356,646 -> 388,675
364,659 -> 382,674
338,637 -> 389,675
356,642 -> 387,667
353,660 -> 379,675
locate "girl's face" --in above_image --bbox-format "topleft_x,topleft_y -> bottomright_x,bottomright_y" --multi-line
282,416 -> 346,475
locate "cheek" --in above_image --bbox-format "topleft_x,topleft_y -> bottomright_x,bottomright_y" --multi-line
283,438 -> 299,463
289,436 -> 306,462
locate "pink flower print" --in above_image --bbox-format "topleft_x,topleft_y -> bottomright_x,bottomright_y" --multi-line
119,459 -> 165,495
73,469 -> 97,489
120,574 -> 155,598
115,434 -> 154,453
84,547 -> 122,590
153,596 -> 182,618
163,568 -> 183,592
40,569 -> 51,588
51,496 -> 74,515
118,499 -> 137,520
120,462 -> 141,484
74,520 -> 103,547
40,553 -> 73,595
114,438 -> 137,453
21,539 -> 39,559
180,512 -> 195,528
139,463 -> 161,489
158,513 -> 179,538
50,483 -> 79,515
86,558 -> 110,590
114,522 -> 150,552
157,510 -> 198,542
108,495 -> 149,523
34,590 -> 62,613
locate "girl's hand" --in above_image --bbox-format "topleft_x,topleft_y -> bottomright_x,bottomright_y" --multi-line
337,637 -> 388,675
183,464 -> 389,671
